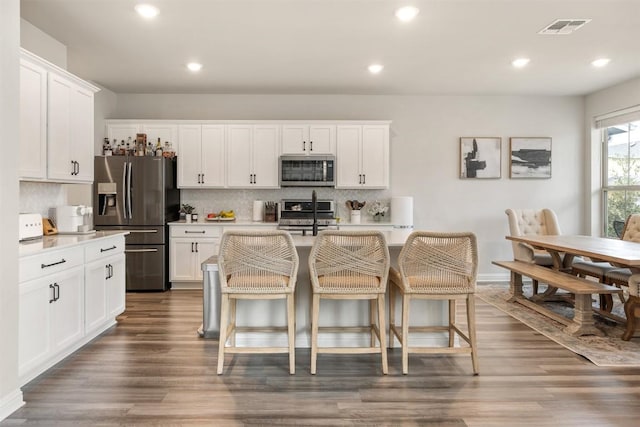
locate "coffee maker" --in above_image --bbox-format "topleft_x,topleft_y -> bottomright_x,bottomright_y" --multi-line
51,205 -> 94,233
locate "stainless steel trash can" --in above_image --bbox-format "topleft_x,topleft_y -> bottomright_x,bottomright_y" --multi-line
199,256 -> 220,339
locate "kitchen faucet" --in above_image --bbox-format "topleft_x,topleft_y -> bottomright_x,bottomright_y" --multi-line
312,190 -> 318,236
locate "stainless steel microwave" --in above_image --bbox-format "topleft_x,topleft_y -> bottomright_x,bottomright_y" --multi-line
279,155 -> 336,187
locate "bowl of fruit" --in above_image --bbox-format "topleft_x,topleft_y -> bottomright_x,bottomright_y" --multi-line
206,210 -> 236,221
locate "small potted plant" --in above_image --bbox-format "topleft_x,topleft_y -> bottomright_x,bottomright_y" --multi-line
368,200 -> 388,222
180,204 -> 195,223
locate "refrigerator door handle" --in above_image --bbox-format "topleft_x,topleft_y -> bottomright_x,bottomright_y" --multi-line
127,161 -> 133,219
125,248 -> 159,253
122,161 -> 128,219
128,229 -> 159,234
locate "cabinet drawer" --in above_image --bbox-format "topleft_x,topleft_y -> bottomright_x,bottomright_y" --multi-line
20,246 -> 84,283
170,225 -> 222,238
85,236 -> 125,263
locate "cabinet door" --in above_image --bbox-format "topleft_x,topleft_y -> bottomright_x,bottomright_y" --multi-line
70,85 -> 94,182
309,125 -> 335,154
201,125 -> 225,188
84,259 -> 108,334
47,73 -> 74,181
335,126 -> 362,188
19,58 -> 47,180
177,125 -> 203,187
170,239 -> 198,281
281,125 -> 308,154
51,266 -> 84,353
141,123 -> 178,155
107,123 -> 141,148
18,277 -> 53,377
194,240 -> 219,282
252,125 -> 280,188
360,125 -> 389,188
227,125 -> 253,188
107,254 -> 126,318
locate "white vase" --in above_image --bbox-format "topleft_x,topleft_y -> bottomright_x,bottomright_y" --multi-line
185,214 -> 191,223
350,210 -> 361,224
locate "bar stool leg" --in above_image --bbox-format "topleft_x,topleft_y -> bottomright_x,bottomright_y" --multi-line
217,294 -> 230,375
369,299 -> 376,347
449,300 -> 456,347
467,295 -> 479,375
311,293 -> 320,375
287,293 -> 296,374
377,294 -> 388,375
389,284 -> 396,348
401,294 -> 410,375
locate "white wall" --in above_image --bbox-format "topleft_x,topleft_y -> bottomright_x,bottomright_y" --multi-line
113,93 -> 585,280
0,0 -> 24,421
584,76 -> 640,235
20,18 -> 66,69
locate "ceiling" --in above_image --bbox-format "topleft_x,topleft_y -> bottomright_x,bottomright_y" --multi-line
20,0 -> 640,96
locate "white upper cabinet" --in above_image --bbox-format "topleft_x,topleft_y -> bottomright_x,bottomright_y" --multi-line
227,124 -> 280,188
19,50 -> 98,183
336,124 -> 389,189
178,124 -> 225,188
281,124 -> 335,155
19,58 -> 48,180
106,123 -> 141,150
141,123 -> 178,155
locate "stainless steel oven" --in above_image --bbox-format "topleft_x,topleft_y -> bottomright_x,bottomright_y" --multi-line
279,155 -> 335,187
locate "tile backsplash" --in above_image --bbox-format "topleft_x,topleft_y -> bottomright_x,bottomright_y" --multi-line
19,182 -> 67,217
181,188 -> 391,221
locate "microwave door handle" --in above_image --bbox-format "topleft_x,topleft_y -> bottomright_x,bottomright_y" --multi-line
322,160 -> 327,182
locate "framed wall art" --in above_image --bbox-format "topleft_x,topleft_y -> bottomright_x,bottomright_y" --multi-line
460,137 -> 501,179
509,137 -> 552,179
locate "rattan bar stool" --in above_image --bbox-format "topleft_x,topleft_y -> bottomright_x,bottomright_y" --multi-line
217,230 -> 299,375
389,231 -> 479,375
308,230 -> 390,375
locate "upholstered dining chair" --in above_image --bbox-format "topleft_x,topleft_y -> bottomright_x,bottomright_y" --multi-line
308,230 -> 390,375
604,214 -> 640,298
217,230 -> 299,375
389,231 -> 479,375
505,208 -> 560,294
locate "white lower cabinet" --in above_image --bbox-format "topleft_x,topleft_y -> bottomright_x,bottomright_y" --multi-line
170,225 -> 221,282
18,234 -> 126,386
19,264 -> 84,381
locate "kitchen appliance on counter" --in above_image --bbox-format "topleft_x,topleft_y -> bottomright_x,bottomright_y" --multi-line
278,198 -> 337,235
279,155 -> 335,187
19,213 -> 43,241
94,156 -> 179,291
51,205 -> 94,233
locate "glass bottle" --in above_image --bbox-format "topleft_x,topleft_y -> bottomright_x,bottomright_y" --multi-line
155,138 -> 163,157
146,142 -> 153,156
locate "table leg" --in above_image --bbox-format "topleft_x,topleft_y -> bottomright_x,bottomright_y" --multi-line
564,294 -> 604,337
508,271 -> 524,302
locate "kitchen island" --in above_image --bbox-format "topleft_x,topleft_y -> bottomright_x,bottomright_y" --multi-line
201,229 -> 449,348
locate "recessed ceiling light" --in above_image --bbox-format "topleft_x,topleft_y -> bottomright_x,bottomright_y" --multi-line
395,6 -> 420,22
592,58 -> 610,68
186,62 -> 203,72
512,58 -> 530,68
135,4 -> 159,19
368,64 -> 384,74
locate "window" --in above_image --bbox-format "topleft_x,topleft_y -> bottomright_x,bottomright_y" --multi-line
602,118 -> 640,237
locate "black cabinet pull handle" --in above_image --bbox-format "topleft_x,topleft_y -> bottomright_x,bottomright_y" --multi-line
201,174 -> 204,184
195,242 -> 199,252
70,161 -> 75,176
53,283 -> 60,301
105,264 -> 110,280
49,284 -> 55,303
303,141 -> 306,151
310,141 -> 313,151
185,230 -> 206,234
110,264 -> 113,279
76,161 -> 80,175
362,174 -> 366,184
42,259 -> 66,269
191,242 -> 195,253
100,245 -> 117,253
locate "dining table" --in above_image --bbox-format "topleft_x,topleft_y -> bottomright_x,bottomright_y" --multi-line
505,234 -> 640,336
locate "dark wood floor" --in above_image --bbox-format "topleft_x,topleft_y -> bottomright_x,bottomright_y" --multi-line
4,289 -> 640,426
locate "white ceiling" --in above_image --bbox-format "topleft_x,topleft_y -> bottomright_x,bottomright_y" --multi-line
20,0 -> 640,96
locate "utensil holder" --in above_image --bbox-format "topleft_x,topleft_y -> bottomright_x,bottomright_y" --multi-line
264,202 -> 278,223
350,210 -> 361,224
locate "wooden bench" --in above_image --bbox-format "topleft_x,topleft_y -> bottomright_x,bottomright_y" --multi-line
492,260 -> 622,336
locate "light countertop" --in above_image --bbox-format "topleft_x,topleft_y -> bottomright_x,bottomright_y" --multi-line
169,219 -> 398,227
19,231 -> 129,258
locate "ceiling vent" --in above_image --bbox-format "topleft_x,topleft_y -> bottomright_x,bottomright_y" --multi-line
538,19 -> 591,35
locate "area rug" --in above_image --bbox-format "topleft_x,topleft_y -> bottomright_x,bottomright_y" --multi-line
477,283 -> 640,367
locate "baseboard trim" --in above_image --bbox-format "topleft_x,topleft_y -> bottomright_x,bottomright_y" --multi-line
0,389 -> 24,422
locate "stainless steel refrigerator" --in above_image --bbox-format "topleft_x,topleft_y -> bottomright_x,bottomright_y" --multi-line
94,156 -> 179,291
